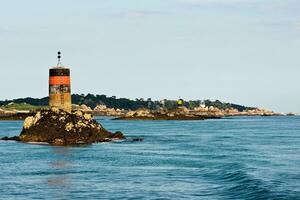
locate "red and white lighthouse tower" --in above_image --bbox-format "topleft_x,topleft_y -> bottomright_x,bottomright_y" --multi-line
49,52 -> 72,112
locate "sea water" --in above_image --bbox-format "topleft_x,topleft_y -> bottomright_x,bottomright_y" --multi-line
0,116 -> 299,199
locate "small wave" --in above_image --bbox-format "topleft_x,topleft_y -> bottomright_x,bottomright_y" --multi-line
27,142 -> 49,145
211,164 -> 292,200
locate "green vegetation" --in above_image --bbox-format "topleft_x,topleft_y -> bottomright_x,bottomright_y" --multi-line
0,94 -> 255,112
0,103 -> 47,111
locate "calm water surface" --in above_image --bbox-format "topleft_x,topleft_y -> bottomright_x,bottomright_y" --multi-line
0,116 -> 300,200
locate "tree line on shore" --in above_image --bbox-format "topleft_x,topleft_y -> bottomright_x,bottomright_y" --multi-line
0,94 -> 255,111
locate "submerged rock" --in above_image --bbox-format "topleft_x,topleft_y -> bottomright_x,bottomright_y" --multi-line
1,136 -> 20,141
1,108 -> 125,145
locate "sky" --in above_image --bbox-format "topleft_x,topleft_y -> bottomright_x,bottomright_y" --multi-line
0,0 -> 299,112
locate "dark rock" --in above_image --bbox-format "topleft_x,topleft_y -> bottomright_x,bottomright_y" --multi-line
2,108 -> 125,146
1,136 -> 20,141
286,113 -> 296,116
114,114 -> 207,121
131,138 -> 144,142
113,108 -> 222,121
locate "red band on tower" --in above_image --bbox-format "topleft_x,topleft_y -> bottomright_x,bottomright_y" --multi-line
49,76 -> 71,85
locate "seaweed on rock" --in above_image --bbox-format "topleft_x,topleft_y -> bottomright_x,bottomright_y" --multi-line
1,108 -> 125,145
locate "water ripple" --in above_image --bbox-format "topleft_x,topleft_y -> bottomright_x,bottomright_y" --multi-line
0,116 -> 300,199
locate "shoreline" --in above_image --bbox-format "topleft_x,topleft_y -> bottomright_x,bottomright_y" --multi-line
0,113 -> 35,120
0,111 -> 294,121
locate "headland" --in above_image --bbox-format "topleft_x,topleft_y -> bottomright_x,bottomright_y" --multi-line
1,95 -> 294,121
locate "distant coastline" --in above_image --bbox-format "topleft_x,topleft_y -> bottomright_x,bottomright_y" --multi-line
0,94 -> 296,120
0,93 -> 256,112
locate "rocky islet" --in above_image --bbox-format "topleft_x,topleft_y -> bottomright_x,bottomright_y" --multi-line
1,107 -> 125,145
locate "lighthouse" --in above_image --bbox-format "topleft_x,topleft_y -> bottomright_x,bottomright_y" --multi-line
49,52 -> 72,112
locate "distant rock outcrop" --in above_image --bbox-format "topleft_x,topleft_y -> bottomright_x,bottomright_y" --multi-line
114,105 -> 284,120
115,107 -> 221,120
286,112 -> 296,116
93,105 -> 123,116
72,104 -> 93,112
192,106 -> 282,117
1,108 -> 125,145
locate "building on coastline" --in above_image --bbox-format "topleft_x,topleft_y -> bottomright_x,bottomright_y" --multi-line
177,98 -> 184,107
49,52 -> 72,112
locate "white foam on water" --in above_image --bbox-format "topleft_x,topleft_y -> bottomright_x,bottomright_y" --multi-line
27,142 -> 49,145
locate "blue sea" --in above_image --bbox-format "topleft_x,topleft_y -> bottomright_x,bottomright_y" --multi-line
0,116 -> 300,200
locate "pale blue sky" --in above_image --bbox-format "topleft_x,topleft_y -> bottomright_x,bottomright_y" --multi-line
0,0 -> 299,112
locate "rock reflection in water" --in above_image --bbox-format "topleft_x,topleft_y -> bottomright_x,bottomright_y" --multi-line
46,147 -> 73,198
